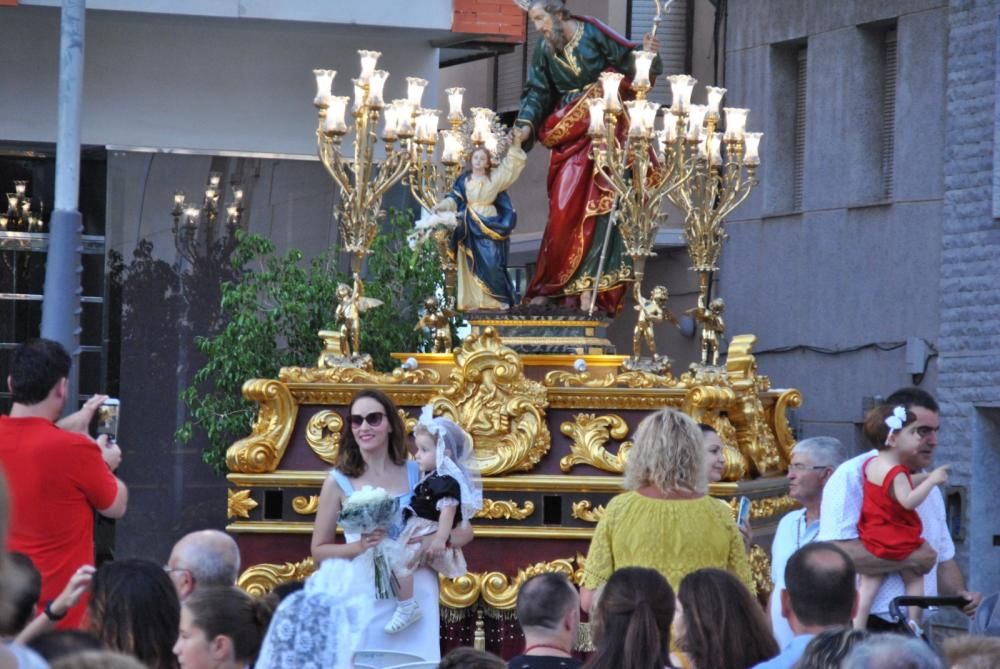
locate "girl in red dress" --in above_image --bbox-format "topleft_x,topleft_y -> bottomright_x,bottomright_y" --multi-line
853,404 -> 950,629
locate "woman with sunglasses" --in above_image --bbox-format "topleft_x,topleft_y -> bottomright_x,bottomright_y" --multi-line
310,389 -> 473,661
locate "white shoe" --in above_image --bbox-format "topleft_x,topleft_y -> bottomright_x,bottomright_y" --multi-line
385,601 -> 422,634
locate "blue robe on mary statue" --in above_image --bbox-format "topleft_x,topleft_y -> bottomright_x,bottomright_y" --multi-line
436,145 -> 527,311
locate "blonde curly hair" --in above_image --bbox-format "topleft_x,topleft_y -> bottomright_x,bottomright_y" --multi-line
623,408 -> 707,494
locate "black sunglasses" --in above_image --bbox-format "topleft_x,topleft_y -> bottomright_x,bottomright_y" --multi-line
350,411 -> 386,427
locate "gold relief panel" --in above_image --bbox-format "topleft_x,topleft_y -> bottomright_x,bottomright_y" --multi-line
560,413 -> 632,474
544,369 -> 678,389
428,329 -> 551,476
725,335 -> 784,476
227,489 -> 258,519
570,500 -> 605,523
304,410 -> 343,465
237,558 -> 316,598
547,389 -> 684,411
474,499 -> 535,520
279,365 -> 440,385
292,495 -> 320,515
749,544 -> 773,599
226,379 -> 297,474
439,554 -> 586,609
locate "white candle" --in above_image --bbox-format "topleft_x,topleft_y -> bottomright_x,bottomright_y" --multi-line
633,50 -> 656,89
471,107 -> 493,143
600,71 -> 624,112
382,104 -> 399,140
358,50 -> 380,83
641,101 -> 660,135
705,86 -> 726,117
668,74 -> 696,112
312,69 -> 336,106
662,110 -> 678,142
407,77 -> 428,107
417,109 -> 440,143
724,107 -> 749,140
324,96 -> 350,134
587,98 -> 607,136
441,131 -> 463,163
368,70 -> 389,107
393,99 -> 414,137
352,79 -> 366,111
446,87 -> 465,120
743,132 -> 763,165
484,133 -> 498,155
686,104 -> 708,141
709,132 -> 723,166
625,101 -> 644,137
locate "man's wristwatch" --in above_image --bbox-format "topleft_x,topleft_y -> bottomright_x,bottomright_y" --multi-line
44,600 -> 67,621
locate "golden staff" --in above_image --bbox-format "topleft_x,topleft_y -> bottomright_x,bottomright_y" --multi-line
650,0 -> 674,39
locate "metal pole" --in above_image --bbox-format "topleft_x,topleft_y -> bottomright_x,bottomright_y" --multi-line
41,0 -> 86,412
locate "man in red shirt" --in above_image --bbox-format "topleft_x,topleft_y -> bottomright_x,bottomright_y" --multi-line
0,339 -> 128,629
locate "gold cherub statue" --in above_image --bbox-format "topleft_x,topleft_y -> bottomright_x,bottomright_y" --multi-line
687,295 -> 726,366
632,285 -> 678,361
333,273 -> 383,357
414,295 -> 454,353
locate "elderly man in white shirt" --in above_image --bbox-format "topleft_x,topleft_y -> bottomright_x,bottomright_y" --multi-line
817,387 -> 982,629
768,436 -> 848,648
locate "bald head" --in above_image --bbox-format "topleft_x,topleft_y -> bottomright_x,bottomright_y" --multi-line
784,542 -> 856,627
167,530 -> 240,600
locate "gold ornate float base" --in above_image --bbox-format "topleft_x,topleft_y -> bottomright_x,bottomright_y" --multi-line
225,329 -> 801,649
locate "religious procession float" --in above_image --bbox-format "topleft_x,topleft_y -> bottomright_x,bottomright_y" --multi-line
224,4 -> 800,652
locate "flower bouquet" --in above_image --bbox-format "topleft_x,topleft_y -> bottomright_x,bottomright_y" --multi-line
408,210 -> 458,249
339,485 -> 400,599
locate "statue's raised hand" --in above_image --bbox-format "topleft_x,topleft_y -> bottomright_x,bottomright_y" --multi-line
643,33 -> 661,53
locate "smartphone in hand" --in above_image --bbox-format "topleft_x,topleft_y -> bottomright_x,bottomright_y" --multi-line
97,398 -> 120,443
737,496 -> 751,528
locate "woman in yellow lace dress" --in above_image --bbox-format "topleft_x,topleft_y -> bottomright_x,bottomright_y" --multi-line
580,408 -> 753,612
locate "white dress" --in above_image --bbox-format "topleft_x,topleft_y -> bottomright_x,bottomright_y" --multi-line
330,461 -> 441,662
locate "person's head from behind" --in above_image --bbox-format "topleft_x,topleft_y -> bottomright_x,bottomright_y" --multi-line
783,542 -> 857,631
438,647 -> 506,669
842,633 -> 943,669
88,558 -> 180,669
589,567 -> 674,669
1,552 -> 41,637
336,389 -> 407,477
28,630 -> 103,662
174,586 -> 273,669
787,436 -> 847,506
166,530 -> 241,601
515,572 -> 579,649
794,627 -> 870,669
675,568 -> 777,669
942,635 -> 1000,669
625,408 -> 706,494
8,338 -> 71,414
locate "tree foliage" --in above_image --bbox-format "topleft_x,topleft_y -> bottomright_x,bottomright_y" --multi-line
176,209 -> 445,471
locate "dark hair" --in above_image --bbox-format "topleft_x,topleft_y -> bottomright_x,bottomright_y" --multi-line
438,647 -> 506,669
2,552 -> 41,635
28,630 -> 104,661
795,627 -> 871,669
862,404 -> 916,451
184,586 -> 273,664
263,579 -> 305,611
51,650 -> 147,669
87,559 -> 180,669
334,389 -> 408,477
676,569 -> 778,669
885,387 -> 939,414
516,572 -> 578,631
584,567 -> 674,669
785,542 -> 857,627
9,339 -> 71,405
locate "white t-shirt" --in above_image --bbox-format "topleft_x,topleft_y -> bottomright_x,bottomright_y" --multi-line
817,450 -> 955,617
769,508 -> 819,648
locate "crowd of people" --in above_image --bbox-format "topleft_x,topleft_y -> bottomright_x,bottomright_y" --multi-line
2,335 -> 999,669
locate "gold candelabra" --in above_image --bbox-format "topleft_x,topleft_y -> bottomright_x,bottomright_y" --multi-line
171,172 -> 244,267
1,180 -> 45,232
313,52 -> 411,277
659,75 -> 761,304
587,50 -> 693,316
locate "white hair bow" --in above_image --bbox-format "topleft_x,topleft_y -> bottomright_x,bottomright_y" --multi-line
883,405 -> 907,444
